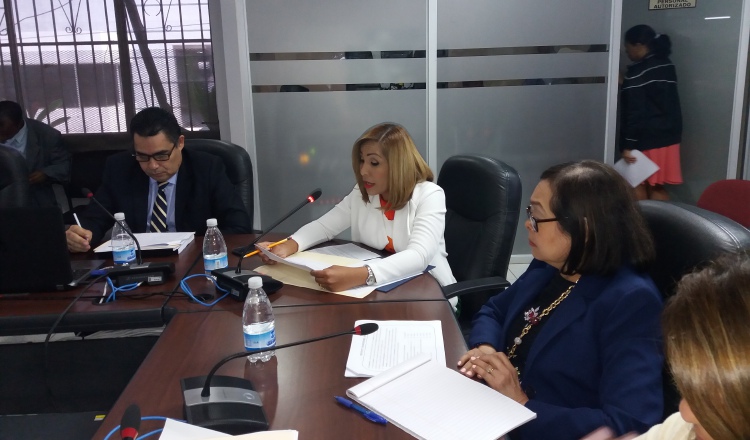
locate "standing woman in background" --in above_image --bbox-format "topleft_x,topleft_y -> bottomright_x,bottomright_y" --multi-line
621,24 -> 683,201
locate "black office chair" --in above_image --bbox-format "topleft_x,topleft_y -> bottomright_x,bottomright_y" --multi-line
63,149 -> 122,224
639,200 -> 750,418
185,139 -> 254,229
437,155 -> 522,333
0,147 -> 31,208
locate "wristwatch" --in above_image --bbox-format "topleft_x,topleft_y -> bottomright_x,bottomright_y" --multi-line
365,265 -> 376,286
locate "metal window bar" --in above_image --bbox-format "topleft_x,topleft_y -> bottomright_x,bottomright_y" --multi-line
0,0 -> 215,134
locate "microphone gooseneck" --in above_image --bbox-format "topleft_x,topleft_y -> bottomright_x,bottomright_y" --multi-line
120,403 -> 141,440
82,188 -> 144,265
234,188 -> 322,273
200,323 -> 378,397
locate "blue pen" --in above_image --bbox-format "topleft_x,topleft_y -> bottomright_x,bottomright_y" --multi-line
334,396 -> 387,425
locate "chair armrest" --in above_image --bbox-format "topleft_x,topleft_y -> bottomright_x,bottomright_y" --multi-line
442,276 -> 510,299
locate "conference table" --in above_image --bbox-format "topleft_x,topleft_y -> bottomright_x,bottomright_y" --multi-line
94,301 -> 466,439
0,241 -> 203,336
1,233 -> 467,439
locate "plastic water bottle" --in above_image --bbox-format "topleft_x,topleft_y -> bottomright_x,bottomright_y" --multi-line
112,212 -> 136,266
202,218 -> 228,274
242,277 -> 276,363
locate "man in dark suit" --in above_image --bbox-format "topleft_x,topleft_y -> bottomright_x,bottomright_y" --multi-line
0,100 -> 71,208
66,107 -> 251,252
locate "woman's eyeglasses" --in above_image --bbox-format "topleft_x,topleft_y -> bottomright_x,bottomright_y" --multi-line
132,143 -> 177,162
526,205 -> 558,232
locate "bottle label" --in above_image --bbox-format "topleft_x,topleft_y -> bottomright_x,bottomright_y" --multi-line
244,328 -> 276,352
204,255 -> 228,273
113,248 -> 136,265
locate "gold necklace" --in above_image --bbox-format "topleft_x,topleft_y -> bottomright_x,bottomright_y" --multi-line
506,279 -> 578,360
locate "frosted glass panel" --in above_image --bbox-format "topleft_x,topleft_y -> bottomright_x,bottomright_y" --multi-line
247,0 -> 425,52
253,92 -> 426,233
437,0 -> 612,256
438,0 -> 610,47
251,59 -> 425,86
247,0 -> 426,234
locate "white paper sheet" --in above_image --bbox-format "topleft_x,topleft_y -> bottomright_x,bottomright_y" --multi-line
159,419 -> 298,440
345,320 -> 446,377
306,243 -> 381,261
347,354 -> 536,440
93,232 -> 195,254
613,150 -> 660,187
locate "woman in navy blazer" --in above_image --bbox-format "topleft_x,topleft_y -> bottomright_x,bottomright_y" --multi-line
458,161 -> 663,439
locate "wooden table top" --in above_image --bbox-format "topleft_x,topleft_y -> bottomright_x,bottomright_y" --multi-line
94,300 -> 466,440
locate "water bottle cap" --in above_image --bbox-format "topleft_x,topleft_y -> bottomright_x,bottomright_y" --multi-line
247,276 -> 263,289
206,218 -> 218,227
114,212 -> 125,220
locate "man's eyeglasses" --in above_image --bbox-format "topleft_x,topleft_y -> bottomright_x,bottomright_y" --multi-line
132,143 -> 177,162
526,205 -> 558,232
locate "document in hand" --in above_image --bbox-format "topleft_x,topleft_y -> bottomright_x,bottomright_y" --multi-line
345,320 -> 446,377
613,150 -> 660,187
346,353 -> 536,440
254,246 -> 378,298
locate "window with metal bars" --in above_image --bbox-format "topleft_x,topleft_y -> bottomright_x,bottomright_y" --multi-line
0,0 -> 217,135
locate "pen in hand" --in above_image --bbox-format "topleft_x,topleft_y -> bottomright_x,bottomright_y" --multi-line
244,237 -> 289,258
334,396 -> 387,425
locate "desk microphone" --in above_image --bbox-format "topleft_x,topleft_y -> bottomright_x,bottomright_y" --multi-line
213,188 -> 322,300
82,188 -> 175,287
180,323 -> 379,434
120,403 -> 140,440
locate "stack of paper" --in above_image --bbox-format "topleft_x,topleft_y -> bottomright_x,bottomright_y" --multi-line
254,246 -> 378,298
254,244 -> 427,297
93,232 -> 195,255
347,353 -> 536,440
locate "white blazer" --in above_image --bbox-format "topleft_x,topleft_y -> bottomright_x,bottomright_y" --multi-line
291,181 -> 456,287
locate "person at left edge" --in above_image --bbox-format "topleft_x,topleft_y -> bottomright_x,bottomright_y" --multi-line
0,100 -> 71,208
66,107 -> 251,252
259,122 -> 456,297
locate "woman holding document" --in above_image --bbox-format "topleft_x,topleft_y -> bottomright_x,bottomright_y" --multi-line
457,161 -> 664,439
620,24 -> 683,201
259,122 -> 456,295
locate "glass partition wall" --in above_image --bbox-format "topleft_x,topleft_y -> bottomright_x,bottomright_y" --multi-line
246,0 -> 613,254
436,0 -> 613,255
246,0 -> 428,236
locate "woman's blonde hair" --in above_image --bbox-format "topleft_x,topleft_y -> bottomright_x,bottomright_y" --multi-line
351,123 -> 433,211
663,253 -> 750,440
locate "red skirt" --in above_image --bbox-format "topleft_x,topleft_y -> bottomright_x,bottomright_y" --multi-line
642,143 -> 683,186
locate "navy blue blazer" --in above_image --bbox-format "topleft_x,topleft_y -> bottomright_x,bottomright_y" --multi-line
79,148 -> 252,245
469,259 -> 663,440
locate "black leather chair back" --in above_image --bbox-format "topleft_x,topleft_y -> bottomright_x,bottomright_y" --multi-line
640,201 -> 750,300
640,200 -> 750,418
438,155 -> 522,318
185,139 -> 254,228
0,147 -> 31,208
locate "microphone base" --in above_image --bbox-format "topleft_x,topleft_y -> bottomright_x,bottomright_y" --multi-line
107,262 -> 175,286
181,375 -> 269,435
212,268 -> 283,301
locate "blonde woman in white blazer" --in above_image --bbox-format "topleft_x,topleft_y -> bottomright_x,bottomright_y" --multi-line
259,123 -> 456,296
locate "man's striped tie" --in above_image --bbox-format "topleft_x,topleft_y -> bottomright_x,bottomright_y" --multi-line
150,181 -> 169,232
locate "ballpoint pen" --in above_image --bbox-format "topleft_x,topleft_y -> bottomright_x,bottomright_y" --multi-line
334,396 -> 387,425
244,237 -> 289,258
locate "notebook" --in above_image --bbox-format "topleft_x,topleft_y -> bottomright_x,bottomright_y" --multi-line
0,206 -> 105,293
